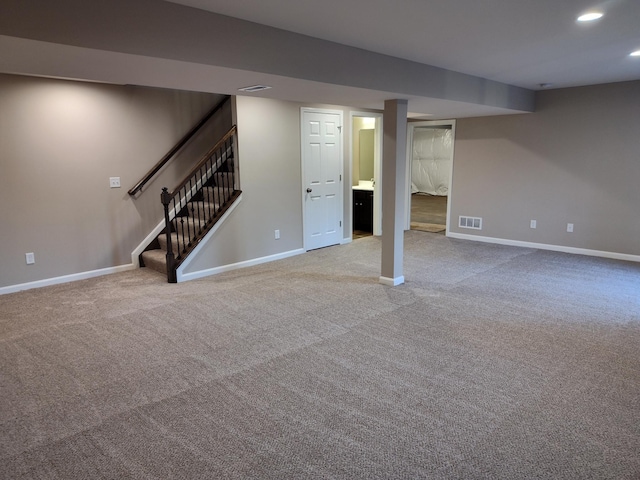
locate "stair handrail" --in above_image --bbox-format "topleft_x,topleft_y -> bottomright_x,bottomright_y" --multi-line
128,95 -> 230,196
168,125 -> 237,196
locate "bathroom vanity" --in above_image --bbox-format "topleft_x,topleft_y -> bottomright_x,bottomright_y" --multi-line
352,181 -> 374,233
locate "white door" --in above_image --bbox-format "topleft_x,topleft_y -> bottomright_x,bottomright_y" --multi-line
302,109 -> 343,250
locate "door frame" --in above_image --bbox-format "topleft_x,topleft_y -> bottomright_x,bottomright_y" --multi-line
300,107 -> 344,251
349,111 -> 383,237
405,120 -> 456,235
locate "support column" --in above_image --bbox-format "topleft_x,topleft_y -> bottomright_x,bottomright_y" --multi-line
380,99 -> 408,287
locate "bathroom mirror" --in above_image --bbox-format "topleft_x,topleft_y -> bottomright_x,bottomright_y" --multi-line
359,129 -> 375,182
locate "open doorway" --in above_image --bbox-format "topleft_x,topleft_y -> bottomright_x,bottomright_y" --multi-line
406,120 -> 456,235
350,112 -> 382,240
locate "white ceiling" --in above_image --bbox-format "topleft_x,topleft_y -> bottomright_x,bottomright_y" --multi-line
167,0 -> 640,90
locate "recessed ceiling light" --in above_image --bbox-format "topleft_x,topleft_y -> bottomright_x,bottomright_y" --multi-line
238,85 -> 272,93
577,12 -> 603,22
539,83 -> 554,89
630,50 -> 640,57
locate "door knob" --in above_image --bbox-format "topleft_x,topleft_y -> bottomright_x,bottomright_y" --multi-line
306,188 -> 312,193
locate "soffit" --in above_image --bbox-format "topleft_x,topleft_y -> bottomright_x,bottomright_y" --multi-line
0,0 -> 536,117
167,0 -> 640,90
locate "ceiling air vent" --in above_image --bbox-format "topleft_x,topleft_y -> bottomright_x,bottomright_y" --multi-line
459,216 -> 482,230
238,85 -> 272,93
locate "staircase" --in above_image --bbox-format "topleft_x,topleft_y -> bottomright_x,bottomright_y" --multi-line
138,126 -> 241,282
140,185 -> 236,275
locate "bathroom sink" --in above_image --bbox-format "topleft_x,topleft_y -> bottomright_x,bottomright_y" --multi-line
353,180 -> 374,191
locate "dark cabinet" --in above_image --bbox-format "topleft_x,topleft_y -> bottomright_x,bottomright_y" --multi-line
353,190 -> 374,232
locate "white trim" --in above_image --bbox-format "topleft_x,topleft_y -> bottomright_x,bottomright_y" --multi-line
405,120 -> 456,234
175,194 -> 243,281
0,263 -> 136,296
447,232 -> 640,263
379,275 -> 405,286
301,107 -> 344,251
178,248 -> 305,282
131,221 -> 165,267
373,116 -> 383,236
341,237 -> 352,245
349,111 -> 383,238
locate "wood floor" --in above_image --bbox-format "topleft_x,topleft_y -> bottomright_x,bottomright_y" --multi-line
411,193 -> 447,225
353,193 -> 447,238
353,230 -> 372,240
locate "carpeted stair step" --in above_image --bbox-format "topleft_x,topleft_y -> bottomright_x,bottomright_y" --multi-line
140,249 -> 167,275
183,201 -> 220,220
140,182 -> 237,281
157,232 -> 191,256
172,215 -> 207,238
202,186 -> 233,205
212,172 -> 232,187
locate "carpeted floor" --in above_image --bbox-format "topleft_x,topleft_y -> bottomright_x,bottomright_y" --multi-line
1,232 -> 639,479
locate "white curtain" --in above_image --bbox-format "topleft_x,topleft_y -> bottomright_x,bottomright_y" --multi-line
411,127 -> 452,196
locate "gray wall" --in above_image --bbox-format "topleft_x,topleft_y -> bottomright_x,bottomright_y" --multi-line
183,96 -> 374,274
14,76 -> 633,290
183,96 -> 304,271
450,80 -> 640,257
0,0 -> 533,114
0,74 -> 228,288
0,76 -> 371,290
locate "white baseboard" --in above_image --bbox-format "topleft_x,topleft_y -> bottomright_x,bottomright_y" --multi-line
342,237 -> 353,244
178,248 -> 306,282
0,263 -> 137,296
379,275 -> 405,287
447,232 -> 640,263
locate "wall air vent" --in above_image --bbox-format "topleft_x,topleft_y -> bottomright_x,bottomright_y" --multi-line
459,216 -> 482,230
238,85 -> 272,93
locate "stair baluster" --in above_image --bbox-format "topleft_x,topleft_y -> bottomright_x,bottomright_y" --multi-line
161,188 -> 177,283
141,126 -> 241,282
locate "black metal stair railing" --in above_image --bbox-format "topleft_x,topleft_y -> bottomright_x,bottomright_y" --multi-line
161,125 -> 240,282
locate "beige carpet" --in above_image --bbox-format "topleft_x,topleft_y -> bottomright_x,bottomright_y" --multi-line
2,231 -> 640,479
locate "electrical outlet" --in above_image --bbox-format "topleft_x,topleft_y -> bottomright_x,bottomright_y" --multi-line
275,229 -> 280,240
25,252 -> 35,265
109,177 -> 121,188
567,223 -> 574,233
530,220 -> 537,229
